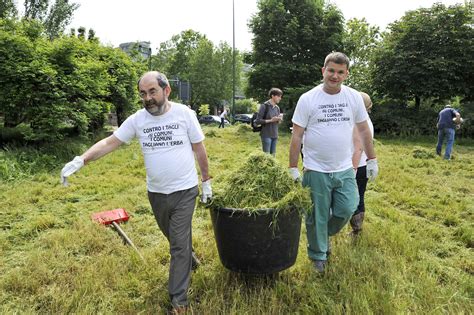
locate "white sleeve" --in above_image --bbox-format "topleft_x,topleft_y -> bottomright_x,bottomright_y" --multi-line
186,108 -> 205,143
353,93 -> 369,123
292,94 -> 309,128
113,114 -> 137,143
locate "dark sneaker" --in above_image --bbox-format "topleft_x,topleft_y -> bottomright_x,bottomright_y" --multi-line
313,260 -> 327,273
350,212 -> 365,235
191,251 -> 201,271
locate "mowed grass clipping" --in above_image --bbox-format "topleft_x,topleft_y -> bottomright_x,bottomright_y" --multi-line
0,125 -> 473,314
212,151 -> 312,213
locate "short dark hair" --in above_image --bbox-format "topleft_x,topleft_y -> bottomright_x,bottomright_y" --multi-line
324,52 -> 350,68
268,88 -> 283,97
137,71 -> 170,90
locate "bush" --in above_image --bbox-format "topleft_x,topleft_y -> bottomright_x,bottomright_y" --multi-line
198,104 -> 210,116
0,20 -> 141,142
234,98 -> 258,114
412,147 -> 435,159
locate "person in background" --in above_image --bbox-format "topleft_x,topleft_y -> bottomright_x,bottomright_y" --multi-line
436,104 -> 462,160
289,52 -> 378,273
255,88 -> 283,156
218,107 -> 228,128
350,92 -> 374,236
60,71 -> 212,314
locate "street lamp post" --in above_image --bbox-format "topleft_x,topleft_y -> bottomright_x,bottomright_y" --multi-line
232,0 -> 236,122
148,47 -> 152,70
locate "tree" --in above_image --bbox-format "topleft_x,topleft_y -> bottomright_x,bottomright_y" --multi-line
23,0 -> 49,21
342,18 -> 381,93
87,28 -> 97,42
166,30 -> 204,80
372,3 -> 474,109
22,0 -> 79,40
188,38 -> 219,106
234,98 -> 258,114
0,19 -> 141,140
247,0 -> 344,107
0,19 -> 41,127
99,46 -> 143,126
43,0 -> 79,39
77,25 -> 85,39
0,0 -> 17,18
213,42 -> 242,106
152,30 -> 243,111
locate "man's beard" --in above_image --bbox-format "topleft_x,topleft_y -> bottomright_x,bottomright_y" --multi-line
144,95 -> 167,116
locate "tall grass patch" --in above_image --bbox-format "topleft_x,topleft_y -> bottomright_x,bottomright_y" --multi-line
1,128 -> 472,313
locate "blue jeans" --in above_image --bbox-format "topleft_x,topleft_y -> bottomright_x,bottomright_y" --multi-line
436,128 -> 455,159
219,118 -> 225,128
261,137 -> 278,156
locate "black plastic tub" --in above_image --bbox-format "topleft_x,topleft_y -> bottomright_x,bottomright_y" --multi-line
210,207 -> 302,274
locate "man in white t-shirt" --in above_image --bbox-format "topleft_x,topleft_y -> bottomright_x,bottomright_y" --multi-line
289,52 -> 378,273
60,71 -> 212,313
350,92 -> 374,235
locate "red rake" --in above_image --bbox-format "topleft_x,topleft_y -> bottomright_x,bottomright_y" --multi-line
91,208 -> 144,261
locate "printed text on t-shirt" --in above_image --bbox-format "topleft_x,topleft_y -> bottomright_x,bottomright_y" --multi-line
142,124 -> 184,148
317,103 -> 350,123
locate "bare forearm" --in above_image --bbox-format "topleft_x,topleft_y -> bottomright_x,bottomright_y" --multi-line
356,121 -> 375,159
81,135 -> 122,164
352,128 -> 363,168
192,142 -> 210,181
352,149 -> 362,169
289,138 -> 301,167
360,129 -> 375,159
289,124 -> 304,168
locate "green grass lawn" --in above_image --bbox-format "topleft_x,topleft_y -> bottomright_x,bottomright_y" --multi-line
1,125 -> 473,314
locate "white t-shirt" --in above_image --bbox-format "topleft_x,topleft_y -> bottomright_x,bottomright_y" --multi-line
220,110 -> 227,119
356,116 -> 374,168
114,102 -> 205,194
292,85 -> 368,172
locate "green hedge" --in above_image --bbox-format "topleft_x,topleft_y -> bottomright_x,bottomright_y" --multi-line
371,100 -> 473,138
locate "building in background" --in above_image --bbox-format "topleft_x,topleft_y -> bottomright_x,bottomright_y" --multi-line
119,41 -> 151,60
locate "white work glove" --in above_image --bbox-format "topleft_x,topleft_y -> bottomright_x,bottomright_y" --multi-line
200,179 -> 212,203
366,158 -> 378,182
60,156 -> 84,186
289,167 -> 301,182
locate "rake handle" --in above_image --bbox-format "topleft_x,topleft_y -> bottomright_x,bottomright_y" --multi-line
111,221 -> 145,262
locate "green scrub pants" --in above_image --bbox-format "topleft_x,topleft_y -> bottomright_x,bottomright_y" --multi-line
302,168 -> 359,261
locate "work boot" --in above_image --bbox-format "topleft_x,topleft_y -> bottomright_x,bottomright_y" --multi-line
350,212 -> 365,236
169,306 -> 190,315
191,251 -> 201,271
313,260 -> 327,273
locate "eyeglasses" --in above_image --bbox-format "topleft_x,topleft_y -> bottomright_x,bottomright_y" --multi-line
139,89 -> 159,99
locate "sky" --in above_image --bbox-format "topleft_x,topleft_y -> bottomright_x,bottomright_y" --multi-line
68,0 -> 465,53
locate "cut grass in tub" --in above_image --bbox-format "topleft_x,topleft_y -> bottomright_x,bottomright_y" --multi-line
212,152 -> 312,219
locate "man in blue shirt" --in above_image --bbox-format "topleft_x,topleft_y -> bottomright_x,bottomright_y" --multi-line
436,104 -> 462,160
